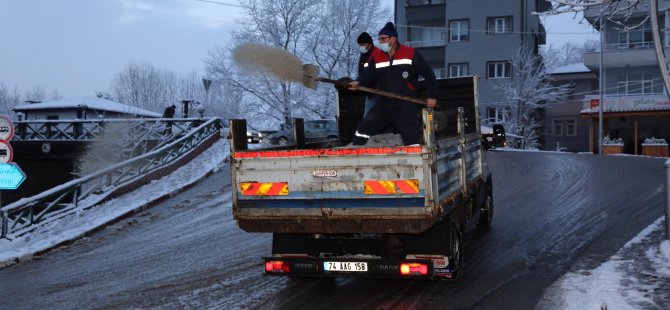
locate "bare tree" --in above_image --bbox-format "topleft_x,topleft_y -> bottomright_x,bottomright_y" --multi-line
24,85 -> 46,102
541,40 -> 599,69
493,45 -> 573,149
111,61 -> 176,112
0,83 -> 22,115
205,0 -> 389,128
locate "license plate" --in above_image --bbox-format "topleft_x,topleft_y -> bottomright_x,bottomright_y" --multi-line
323,261 -> 368,272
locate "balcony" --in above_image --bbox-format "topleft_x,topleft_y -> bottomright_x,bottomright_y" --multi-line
405,0 -> 445,23
583,42 -> 670,69
405,39 -> 445,48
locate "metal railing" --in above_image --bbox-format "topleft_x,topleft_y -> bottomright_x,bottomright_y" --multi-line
405,39 -> 446,48
13,118 -> 203,142
0,117 -> 223,239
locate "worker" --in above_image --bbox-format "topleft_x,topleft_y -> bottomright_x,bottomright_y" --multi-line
349,22 -> 437,146
357,32 -> 379,117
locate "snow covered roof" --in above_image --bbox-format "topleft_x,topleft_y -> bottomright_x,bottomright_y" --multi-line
549,63 -> 592,75
13,97 -> 162,118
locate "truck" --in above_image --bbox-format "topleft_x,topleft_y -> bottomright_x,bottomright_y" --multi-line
229,76 -> 493,279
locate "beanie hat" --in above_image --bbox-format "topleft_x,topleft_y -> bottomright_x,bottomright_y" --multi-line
357,32 -> 373,44
378,22 -> 398,38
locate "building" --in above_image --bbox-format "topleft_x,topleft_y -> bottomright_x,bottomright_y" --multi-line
581,1 -> 670,154
545,63 -> 597,152
12,97 -> 162,120
395,0 -> 550,123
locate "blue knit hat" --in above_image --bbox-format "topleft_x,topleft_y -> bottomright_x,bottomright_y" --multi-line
378,22 -> 398,38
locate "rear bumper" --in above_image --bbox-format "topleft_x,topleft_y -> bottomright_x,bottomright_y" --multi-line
263,257 -> 438,279
238,217 -> 437,234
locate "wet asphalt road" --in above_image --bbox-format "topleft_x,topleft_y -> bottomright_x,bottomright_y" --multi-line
0,151 -> 666,309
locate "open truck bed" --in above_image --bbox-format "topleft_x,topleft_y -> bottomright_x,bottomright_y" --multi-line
229,76 -> 493,279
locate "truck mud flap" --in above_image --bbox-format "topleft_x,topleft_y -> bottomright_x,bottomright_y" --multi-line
262,257 -> 435,279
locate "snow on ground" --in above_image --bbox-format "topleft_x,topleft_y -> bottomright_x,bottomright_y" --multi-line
0,139 -> 230,267
541,217 -> 670,309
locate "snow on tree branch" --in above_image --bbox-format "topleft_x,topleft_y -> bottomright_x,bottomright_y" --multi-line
493,45 -> 573,149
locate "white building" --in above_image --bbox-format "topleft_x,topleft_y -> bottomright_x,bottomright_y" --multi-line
12,97 -> 161,121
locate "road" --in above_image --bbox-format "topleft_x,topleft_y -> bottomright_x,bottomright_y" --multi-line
0,152 -> 666,309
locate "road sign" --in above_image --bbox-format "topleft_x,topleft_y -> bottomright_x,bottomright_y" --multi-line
0,141 -> 12,163
0,115 -> 14,141
0,163 -> 26,190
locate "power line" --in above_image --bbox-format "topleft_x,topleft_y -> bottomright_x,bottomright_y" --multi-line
194,0 -> 243,8
394,23 -> 598,36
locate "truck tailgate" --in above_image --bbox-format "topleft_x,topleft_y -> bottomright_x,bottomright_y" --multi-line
231,146 -> 438,234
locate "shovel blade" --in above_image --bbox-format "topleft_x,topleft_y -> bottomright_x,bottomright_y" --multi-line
302,64 -> 319,90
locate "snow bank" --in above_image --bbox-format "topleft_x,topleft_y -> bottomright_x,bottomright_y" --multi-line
0,139 -> 229,267
541,217 -> 668,309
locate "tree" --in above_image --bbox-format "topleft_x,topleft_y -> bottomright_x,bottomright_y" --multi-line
111,61 -> 180,111
0,83 -> 22,115
540,40 -> 599,70
24,85 -> 46,102
205,0 -> 389,129
493,45 -> 573,149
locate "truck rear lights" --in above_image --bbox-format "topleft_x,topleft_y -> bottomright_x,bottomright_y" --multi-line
363,179 -> 419,195
400,263 -> 428,276
265,260 -> 290,273
240,182 -> 289,196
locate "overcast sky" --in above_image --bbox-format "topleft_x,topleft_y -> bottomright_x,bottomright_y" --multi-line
0,0 -> 598,99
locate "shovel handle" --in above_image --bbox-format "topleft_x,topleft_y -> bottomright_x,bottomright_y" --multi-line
316,77 -> 428,106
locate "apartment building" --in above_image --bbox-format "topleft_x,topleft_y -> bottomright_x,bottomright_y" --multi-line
395,0 -> 550,123
581,1 -> 670,154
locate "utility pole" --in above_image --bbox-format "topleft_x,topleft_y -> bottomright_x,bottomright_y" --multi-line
598,4 -> 605,155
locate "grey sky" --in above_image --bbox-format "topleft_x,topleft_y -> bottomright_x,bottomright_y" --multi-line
0,0 -> 597,99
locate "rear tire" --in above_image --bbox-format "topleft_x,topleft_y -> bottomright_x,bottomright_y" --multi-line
476,195 -> 493,228
448,219 -> 464,279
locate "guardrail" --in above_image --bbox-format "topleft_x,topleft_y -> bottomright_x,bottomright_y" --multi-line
0,117 -> 223,239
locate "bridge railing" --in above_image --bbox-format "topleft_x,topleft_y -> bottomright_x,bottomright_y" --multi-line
13,118 -> 204,142
0,117 -> 223,239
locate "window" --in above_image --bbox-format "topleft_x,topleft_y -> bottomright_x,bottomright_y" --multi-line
448,63 -> 469,77
565,119 -> 576,136
618,24 -> 652,48
553,120 -> 563,136
486,107 -> 507,123
487,61 -> 511,79
47,115 -> 59,120
487,16 -> 512,34
617,74 -> 662,95
449,19 -> 469,42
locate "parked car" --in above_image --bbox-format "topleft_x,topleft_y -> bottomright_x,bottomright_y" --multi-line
247,130 -> 262,144
264,120 -> 338,145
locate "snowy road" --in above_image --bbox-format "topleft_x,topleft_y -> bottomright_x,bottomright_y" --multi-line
0,152 -> 666,309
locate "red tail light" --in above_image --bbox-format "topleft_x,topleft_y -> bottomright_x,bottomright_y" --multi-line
400,263 -> 428,276
265,260 -> 290,273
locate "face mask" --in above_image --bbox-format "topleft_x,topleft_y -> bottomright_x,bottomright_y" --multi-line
379,42 -> 391,53
359,46 -> 369,54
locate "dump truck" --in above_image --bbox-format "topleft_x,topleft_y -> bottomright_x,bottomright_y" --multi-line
229,76 -> 493,279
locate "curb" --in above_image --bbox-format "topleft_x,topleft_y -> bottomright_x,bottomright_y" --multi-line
0,146 -> 228,269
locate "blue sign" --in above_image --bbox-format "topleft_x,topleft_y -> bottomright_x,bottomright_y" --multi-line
0,163 -> 26,190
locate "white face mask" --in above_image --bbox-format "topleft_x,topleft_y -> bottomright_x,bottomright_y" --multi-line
359,45 -> 369,54
379,42 -> 391,53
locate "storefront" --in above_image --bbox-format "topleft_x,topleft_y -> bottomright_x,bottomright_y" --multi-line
581,95 -> 670,155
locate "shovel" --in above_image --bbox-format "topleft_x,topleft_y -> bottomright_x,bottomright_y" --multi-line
302,64 -> 431,106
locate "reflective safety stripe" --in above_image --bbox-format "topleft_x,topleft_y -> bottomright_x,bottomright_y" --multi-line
355,131 -> 370,139
240,182 -> 289,196
364,179 -> 420,195
363,63 -> 369,68
392,59 -> 412,66
376,61 -> 390,68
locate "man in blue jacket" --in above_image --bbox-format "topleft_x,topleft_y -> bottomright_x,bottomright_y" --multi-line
349,22 -> 437,146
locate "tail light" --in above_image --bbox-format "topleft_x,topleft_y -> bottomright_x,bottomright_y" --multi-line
400,263 -> 428,276
265,260 -> 290,273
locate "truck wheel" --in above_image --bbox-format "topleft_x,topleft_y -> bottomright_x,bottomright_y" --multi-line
449,219 -> 464,279
476,195 -> 493,228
